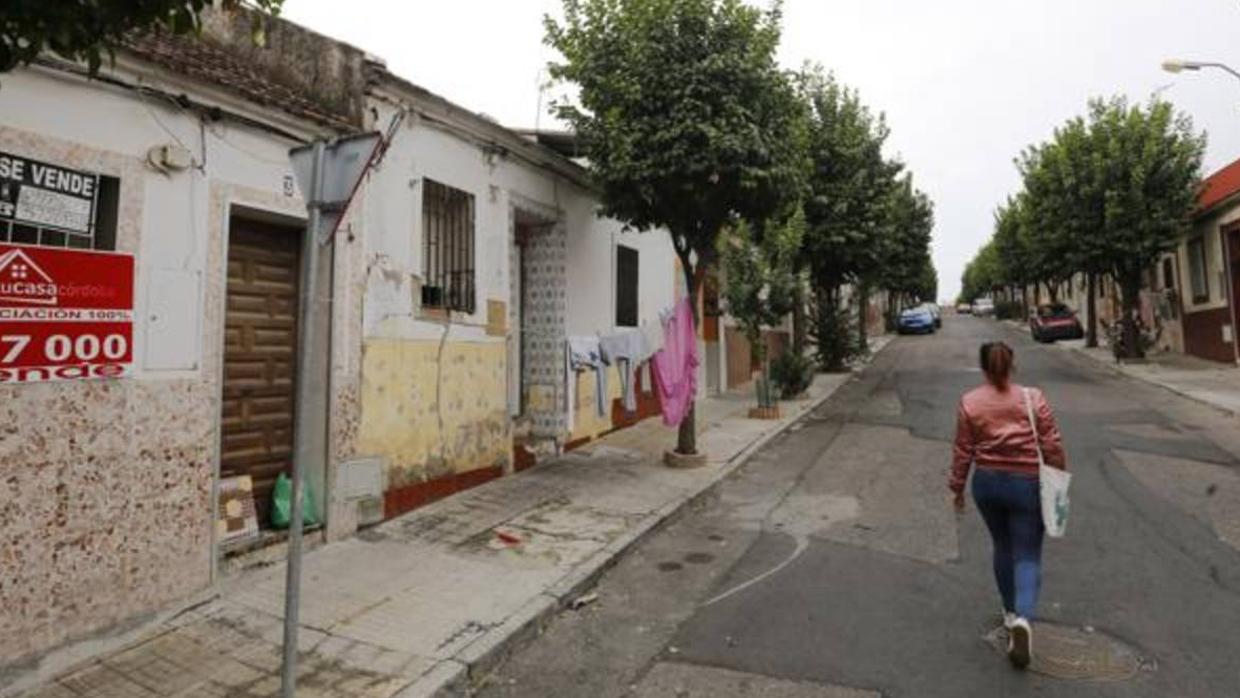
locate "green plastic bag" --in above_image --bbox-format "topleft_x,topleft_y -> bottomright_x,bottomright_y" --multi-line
271,472 -> 320,529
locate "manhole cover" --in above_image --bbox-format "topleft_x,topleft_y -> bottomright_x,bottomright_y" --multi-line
983,622 -> 1146,681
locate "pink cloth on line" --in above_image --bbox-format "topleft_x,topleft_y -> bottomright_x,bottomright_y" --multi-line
651,297 -> 699,427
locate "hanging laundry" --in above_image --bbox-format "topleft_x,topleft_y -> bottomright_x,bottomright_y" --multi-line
600,329 -> 651,414
567,336 -> 608,427
651,297 -> 699,427
640,319 -> 664,358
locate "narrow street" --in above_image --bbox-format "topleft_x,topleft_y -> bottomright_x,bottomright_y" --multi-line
477,315 -> 1240,698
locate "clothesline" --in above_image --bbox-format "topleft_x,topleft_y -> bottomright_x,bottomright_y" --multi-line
563,296 -> 697,432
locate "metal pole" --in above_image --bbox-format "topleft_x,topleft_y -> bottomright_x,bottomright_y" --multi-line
281,139 -> 326,698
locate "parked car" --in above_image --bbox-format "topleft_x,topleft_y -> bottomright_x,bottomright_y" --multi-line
898,306 -> 937,335
1029,303 -> 1085,343
971,298 -> 995,317
921,303 -> 942,328
956,302 -> 972,314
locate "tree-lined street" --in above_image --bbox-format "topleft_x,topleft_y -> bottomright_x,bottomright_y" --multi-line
478,317 -> 1240,697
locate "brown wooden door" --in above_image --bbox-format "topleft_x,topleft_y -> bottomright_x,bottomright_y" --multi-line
221,220 -> 301,527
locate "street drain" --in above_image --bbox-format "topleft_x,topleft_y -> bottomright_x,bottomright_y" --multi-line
983,622 -> 1146,681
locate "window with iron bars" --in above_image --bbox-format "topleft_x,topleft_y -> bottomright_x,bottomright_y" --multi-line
0,175 -> 120,251
421,179 -> 476,314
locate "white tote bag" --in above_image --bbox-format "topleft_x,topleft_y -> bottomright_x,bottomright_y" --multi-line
1024,388 -> 1071,538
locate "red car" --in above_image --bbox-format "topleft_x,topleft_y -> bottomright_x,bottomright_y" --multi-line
1029,303 -> 1085,343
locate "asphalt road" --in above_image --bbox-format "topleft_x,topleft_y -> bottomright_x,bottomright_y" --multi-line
477,316 -> 1240,697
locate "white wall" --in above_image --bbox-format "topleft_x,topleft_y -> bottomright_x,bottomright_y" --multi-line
0,65 -> 307,380
361,101 -> 677,347
564,203 -> 676,338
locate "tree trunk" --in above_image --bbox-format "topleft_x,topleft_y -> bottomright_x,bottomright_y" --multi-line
1020,285 -> 1029,317
856,281 -> 869,354
1086,272 -> 1098,348
1120,273 -> 1143,360
791,279 -> 807,355
675,248 -> 700,455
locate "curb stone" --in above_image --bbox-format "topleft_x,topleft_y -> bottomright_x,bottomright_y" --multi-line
1067,346 -> 1240,419
998,317 -> 1240,419
428,339 -> 895,696
392,659 -> 468,698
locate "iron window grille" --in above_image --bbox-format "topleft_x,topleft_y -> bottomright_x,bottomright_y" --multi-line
0,175 -> 119,251
421,178 -> 476,314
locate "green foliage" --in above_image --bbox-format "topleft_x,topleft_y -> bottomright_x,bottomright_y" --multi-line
963,95 -> 1205,357
798,67 -> 903,292
546,0 -> 809,446
770,349 -> 815,398
545,0 -> 808,270
720,209 -> 804,405
880,174 -> 937,303
960,240 -> 1000,302
809,290 -> 864,372
0,0 -> 283,74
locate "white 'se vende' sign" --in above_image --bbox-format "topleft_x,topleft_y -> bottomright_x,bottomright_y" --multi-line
0,151 -> 99,235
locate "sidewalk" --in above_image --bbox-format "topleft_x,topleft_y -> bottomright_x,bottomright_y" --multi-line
1056,339 -> 1240,417
11,338 -> 890,698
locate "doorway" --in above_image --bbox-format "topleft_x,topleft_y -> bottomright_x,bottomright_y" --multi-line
220,217 -> 302,528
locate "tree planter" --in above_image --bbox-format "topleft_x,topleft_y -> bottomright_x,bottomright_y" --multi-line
748,405 -> 782,420
664,450 -> 708,469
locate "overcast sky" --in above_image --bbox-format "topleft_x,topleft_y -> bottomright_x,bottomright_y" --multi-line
286,0 -> 1240,301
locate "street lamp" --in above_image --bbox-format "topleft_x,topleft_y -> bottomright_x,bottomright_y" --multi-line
1162,59 -> 1240,81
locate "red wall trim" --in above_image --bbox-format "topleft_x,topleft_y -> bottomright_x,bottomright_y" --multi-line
1183,307 -> 1236,363
383,465 -> 504,520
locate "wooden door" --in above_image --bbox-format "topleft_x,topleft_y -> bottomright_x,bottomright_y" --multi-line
221,220 -> 301,527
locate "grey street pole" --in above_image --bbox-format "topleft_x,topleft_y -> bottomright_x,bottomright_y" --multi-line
1162,59 -> 1240,82
281,139 -> 326,698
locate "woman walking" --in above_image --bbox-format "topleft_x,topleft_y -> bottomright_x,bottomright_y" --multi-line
950,342 -> 1066,669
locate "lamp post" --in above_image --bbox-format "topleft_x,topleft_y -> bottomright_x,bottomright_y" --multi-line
1162,59 -> 1240,82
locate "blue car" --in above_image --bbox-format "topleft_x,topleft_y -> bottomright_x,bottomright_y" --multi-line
898,307 -> 936,335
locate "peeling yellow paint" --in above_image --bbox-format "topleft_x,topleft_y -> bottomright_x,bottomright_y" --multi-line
358,339 -> 511,487
568,364 -> 624,442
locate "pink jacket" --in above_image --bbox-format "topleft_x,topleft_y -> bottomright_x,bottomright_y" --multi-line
950,383 -> 1066,494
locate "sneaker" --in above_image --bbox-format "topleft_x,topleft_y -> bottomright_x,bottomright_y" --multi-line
1008,617 -> 1032,669
1002,611 -> 1017,630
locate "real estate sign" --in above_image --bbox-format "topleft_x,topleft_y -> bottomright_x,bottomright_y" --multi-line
0,151 -> 99,235
0,244 -> 134,383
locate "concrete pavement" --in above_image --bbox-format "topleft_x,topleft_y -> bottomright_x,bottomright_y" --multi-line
475,316 -> 1240,697
9,338 -> 890,698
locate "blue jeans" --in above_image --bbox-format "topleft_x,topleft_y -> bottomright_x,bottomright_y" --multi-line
972,468 -> 1045,619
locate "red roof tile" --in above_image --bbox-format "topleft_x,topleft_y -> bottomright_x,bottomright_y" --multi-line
122,31 -> 357,131
1198,156 -> 1240,215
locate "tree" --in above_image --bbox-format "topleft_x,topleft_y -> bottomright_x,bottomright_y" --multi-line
991,197 -> 1034,314
1,1 -> 284,74
545,0 -> 807,454
720,209 -> 804,407
960,240 -> 1000,304
1022,97 -> 1204,357
881,174 -> 936,311
798,67 -> 902,366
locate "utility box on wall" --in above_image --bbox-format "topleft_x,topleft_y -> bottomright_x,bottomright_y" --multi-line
329,457 -> 386,540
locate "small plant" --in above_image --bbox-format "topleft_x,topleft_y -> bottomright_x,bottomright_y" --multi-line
812,298 -> 864,372
771,350 -> 815,399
